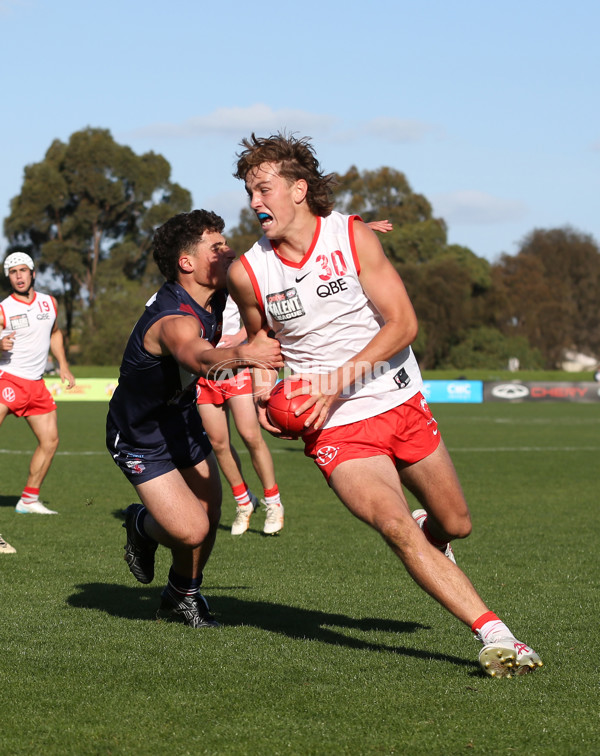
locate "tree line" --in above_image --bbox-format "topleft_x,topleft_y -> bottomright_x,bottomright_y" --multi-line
3,127 -> 599,369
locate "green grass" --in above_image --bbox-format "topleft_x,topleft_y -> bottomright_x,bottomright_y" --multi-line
1,402 -> 599,755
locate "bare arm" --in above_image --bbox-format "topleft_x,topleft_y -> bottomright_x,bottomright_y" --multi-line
49,303 -> 76,388
144,310 -> 283,380
0,310 -> 15,352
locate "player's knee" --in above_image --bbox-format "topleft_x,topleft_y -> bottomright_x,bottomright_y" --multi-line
377,514 -> 414,553
240,430 -> 263,452
209,437 -> 229,455
443,510 -> 472,540
456,512 -> 472,539
42,434 -> 59,454
180,520 -> 211,548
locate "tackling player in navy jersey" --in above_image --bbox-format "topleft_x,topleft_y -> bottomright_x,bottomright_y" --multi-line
107,210 -> 283,627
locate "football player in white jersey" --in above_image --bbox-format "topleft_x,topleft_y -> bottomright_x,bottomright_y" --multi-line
227,133 -> 543,678
0,252 -> 75,514
196,296 -> 285,536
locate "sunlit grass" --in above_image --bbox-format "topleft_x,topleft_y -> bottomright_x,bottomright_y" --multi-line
1,402 -> 598,754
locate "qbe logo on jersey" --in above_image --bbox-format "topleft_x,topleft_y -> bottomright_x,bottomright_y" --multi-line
267,288 -> 305,322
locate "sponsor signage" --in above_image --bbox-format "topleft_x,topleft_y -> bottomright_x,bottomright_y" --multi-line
46,378 -> 118,401
484,382 -> 600,403
46,377 -> 600,403
422,380 -> 483,404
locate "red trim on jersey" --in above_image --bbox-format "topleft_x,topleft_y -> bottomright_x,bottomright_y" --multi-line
10,291 -> 37,305
0,303 -> 5,328
240,256 -> 266,317
6,292 -> 57,317
272,216 -> 322,269
347,215 -> 362,275
178,303 -> 205,337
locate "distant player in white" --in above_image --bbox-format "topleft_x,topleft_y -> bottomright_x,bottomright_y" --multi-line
228,132 -> 543,678
196,295 -> 285,535
0,252 -> 75,514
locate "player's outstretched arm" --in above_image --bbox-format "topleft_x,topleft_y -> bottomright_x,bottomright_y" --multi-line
147,311 -> 283,381
49,315 -> 75,389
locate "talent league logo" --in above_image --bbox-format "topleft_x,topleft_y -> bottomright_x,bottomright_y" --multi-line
9,313 -> 29,330
267,288 -> 305,322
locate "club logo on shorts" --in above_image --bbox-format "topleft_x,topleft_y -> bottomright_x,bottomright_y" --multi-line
267,288 -> 305,322
2,387 -> 16,403
316,445 -> 339,467
419,396 -> 438,435
126,459 -> 146,474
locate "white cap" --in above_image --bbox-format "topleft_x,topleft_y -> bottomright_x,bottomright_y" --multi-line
3,252 -> 35,276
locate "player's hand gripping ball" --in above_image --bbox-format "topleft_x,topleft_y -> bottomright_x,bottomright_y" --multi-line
266,378 -> 312,438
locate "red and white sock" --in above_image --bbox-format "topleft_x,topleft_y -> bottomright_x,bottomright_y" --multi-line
232,483 -> 252,507
471,611 -> 515,643
21,487 -> 40,505
263,484 -> 281,507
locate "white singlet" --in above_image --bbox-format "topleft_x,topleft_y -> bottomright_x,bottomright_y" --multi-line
241,211 -> 423,428
221,296 -> 242,336
0,292 -> 56,380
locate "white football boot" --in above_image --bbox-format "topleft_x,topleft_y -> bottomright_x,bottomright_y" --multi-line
478,637 -> 543,678
263,500 -> 284,535
231,492 -> 260,535
15,499 -> 58,515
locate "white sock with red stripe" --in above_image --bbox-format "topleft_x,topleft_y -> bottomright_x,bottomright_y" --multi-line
263,484 -> 281,507
471,611 -> 516,644
232,483 -> 251,507
21,486 -> 40,504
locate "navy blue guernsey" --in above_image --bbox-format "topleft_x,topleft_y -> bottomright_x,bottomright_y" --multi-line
107,281 -> 226,455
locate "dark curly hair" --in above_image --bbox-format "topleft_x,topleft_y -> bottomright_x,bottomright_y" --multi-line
153,210 -> 225,281
234,132 -> 336,217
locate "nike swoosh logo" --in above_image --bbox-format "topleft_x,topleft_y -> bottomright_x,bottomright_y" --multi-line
295,272 -> 310,283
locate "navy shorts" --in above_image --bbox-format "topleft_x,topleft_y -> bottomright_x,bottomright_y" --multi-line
106,416 -> 213,485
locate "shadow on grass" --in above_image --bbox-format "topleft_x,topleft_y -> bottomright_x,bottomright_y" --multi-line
0,495 -> 18,508
67,582 -> 476,671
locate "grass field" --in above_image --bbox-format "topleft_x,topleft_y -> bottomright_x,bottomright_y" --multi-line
1,401 -> 598,755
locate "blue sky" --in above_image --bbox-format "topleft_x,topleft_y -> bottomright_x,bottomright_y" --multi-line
1,0 -> 598,262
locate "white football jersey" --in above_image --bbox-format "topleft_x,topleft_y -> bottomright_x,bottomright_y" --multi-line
0,292 -> 56,380
222,296 -> 242,336
241,211 -> 423,427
